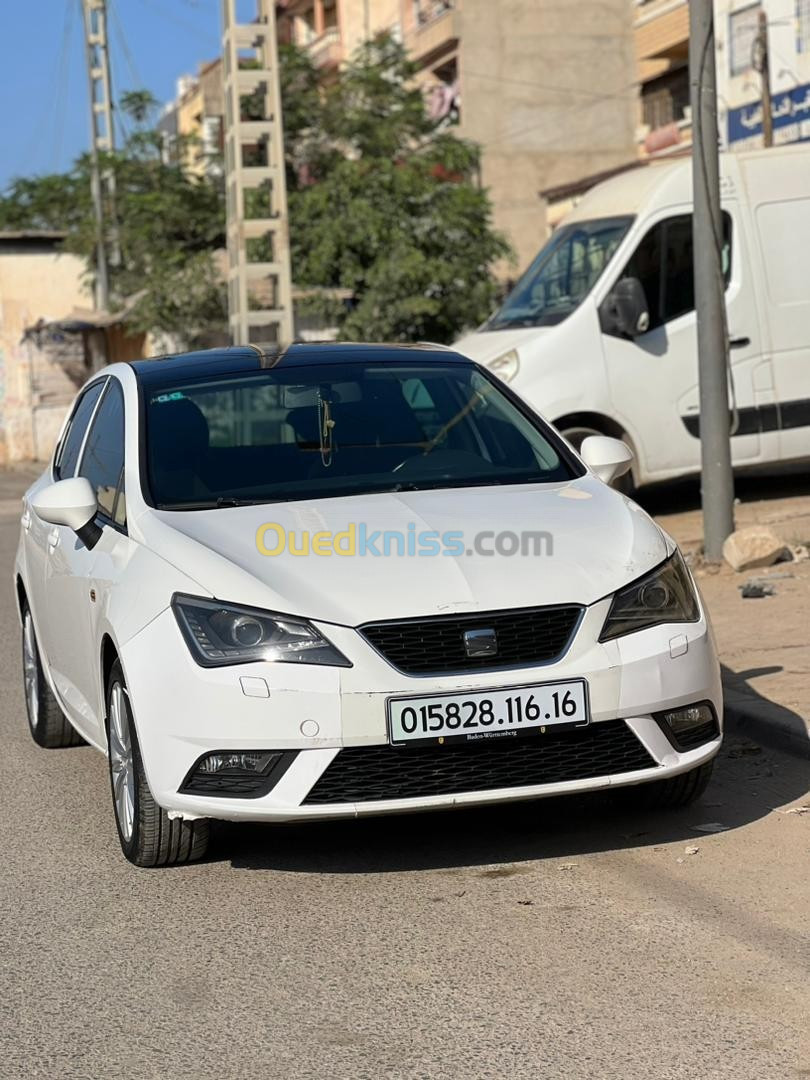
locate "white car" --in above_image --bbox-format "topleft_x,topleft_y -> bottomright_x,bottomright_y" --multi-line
15,343 -> 722,867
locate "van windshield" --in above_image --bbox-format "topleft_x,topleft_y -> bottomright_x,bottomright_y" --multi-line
487,216 -> 633,330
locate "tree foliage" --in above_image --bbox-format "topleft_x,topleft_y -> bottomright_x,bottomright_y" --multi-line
287,36 -> 511,342
0,93 -> 226,346
0,36 -> 509,346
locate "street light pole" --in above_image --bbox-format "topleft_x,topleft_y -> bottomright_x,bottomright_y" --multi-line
689,0 -> 735,560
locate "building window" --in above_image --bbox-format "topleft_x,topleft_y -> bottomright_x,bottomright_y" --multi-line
296,6 -> 317,45
324,0 -> 338,31
729,4 -> 761,76
798,0 -> 810,52
642,66 -> 690,131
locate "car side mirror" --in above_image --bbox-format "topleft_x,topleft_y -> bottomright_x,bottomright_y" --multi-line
599,276 -> 650,338
31,477 -> 103,550
579,435 -> 634,485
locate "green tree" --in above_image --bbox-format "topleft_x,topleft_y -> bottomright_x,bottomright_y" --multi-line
288,35 -> 511,342
0,94 -> 226,346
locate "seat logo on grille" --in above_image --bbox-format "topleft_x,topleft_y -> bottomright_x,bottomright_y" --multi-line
463,628 -> 498,658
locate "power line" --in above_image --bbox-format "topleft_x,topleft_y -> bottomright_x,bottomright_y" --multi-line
51,0 -> 77,171
135,0 -> 220,46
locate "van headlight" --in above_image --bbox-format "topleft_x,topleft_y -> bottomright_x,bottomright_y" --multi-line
488,348 -> 520,383
172,595 -> 351,668
599,552 -> 699,641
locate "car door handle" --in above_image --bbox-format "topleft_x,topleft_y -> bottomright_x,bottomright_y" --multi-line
21,508 -> 31,530
47,528 -> 60,550
729,336 -> 751,349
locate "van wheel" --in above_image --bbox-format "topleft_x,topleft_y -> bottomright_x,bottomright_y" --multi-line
616,760 -> 715,810
21,605 -> 83,748
106,660 -> 209,867
560,426 -> 635,495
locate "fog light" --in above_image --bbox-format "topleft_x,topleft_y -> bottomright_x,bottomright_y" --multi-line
198,751 -> 277,774
663,704 -> 713,734
655,702 -> 719,751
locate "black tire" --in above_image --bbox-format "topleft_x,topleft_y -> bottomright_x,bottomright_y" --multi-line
21,603 -> 83,749
106,660 -> 209,867
617,760 -> 715,810
561,425 -> 636,496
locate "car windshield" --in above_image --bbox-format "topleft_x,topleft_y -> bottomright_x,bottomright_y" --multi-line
144,361 -> 579,509
486,216 -> 634,330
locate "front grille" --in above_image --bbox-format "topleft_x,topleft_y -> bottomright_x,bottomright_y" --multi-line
360,605 -> 583,675
303,720 -> 657,804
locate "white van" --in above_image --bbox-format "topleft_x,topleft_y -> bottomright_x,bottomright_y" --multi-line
455,143 -> 810,489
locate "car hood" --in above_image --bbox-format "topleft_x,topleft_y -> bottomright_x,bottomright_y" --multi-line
138,476 -> 670,626
454,326 -> 553,366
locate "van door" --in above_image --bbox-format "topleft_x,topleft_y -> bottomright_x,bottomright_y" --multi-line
599,207 -> 776,481
748,194 -> 810,464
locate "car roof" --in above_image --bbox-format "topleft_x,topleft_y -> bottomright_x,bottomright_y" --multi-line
128,342 -> 471,385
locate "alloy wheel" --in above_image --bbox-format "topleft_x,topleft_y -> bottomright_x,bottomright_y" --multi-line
22,611 -> 39,727
108,682 -> 136,843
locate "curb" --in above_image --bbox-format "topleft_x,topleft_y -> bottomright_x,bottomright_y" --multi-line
724,699 -> 810,759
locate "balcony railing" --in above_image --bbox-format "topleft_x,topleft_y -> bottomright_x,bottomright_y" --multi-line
414,0 -> 456,30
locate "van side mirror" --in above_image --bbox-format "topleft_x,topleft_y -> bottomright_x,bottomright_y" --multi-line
580,435 -> 634,485
31,477 -> 103,550
599,277 -> 650,338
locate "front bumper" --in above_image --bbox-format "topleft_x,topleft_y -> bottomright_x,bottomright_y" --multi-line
119,598 -> 722,823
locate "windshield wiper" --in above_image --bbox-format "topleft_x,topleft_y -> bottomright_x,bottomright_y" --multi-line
157,496 -> 266,510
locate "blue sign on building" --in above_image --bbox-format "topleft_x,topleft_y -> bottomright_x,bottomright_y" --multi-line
728,82 -> 810,145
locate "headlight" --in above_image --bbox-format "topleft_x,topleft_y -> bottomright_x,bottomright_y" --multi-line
172,595 -> 351,668
488,348 -> 520,383
599,552 -> 699,642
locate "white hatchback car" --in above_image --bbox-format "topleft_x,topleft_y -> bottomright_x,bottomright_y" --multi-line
16,344 -> 722,866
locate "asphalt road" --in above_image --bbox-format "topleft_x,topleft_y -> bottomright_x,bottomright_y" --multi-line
1,469 -> 809,1080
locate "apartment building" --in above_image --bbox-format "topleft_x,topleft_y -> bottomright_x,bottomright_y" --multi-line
715,0 -> 810,149
635,0 -> 691,156
158,58 -> 225,177
279,0 -> 638,273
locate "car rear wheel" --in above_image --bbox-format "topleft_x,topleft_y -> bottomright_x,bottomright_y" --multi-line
106,660 -> 209,867
22,605 -> 83,748
618,760 -> 715,810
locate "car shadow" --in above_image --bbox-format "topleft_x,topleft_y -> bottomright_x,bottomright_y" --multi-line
722,661 -> 810,758
217,703 -> 809,874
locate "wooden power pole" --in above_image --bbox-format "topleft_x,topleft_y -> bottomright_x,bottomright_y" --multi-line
221,0 -> 294,346
753,9 -> 774,148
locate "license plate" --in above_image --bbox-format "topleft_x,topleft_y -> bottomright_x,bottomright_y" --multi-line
387,679 -> 589,747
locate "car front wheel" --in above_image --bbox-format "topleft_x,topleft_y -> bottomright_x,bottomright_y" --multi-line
106,660 -> 209,867
22,604 -> 83,748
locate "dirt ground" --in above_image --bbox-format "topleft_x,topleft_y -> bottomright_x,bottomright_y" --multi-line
643,472 -> 810,745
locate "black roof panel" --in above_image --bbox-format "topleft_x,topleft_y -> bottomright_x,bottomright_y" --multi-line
129,342 -> 470,385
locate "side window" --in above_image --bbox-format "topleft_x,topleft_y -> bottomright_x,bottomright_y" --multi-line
54,380 -> 106,479
78,380 -> 126,522
620,213 -> 732,332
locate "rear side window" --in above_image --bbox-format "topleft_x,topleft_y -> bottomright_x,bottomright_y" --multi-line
618,213 -> 732,332
78,379 -> 125,522
54,380 -> 106,479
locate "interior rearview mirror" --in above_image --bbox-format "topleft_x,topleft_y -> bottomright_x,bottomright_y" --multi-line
599,277 -> 650,338
579,435 -> 634,486
31,477 -> 102,550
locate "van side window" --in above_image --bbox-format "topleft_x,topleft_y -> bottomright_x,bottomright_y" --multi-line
620,213 -> 732,332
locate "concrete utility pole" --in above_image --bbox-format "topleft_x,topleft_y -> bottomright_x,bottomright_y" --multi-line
689,0 -> 735,560
222,0 -> 294,346
753,9 -> 774,147
81,0 -> 118,311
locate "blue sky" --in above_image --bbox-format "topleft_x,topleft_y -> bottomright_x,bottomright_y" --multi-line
0,0 -> 226,191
